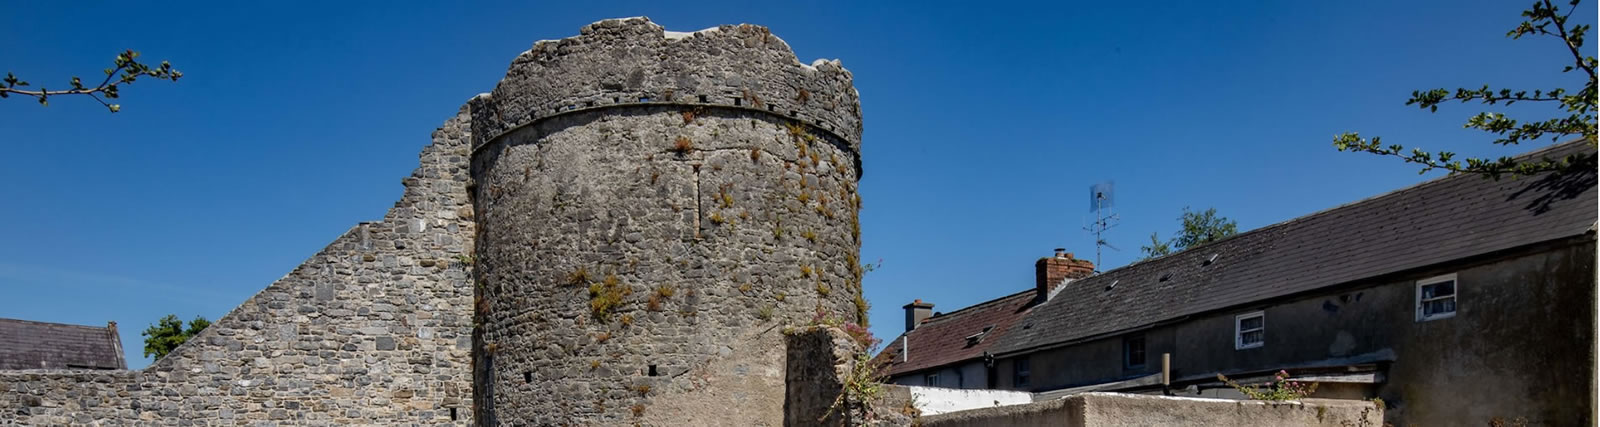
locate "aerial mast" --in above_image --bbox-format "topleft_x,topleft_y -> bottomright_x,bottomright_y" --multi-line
1084,181 -> 1119,271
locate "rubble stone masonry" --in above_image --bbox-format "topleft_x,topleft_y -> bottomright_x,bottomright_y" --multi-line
1,107 -> 477,426
0,17 -> 863,427
468,17 -> 864,425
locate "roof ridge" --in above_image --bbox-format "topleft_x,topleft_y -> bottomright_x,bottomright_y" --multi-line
916,289 -> 1033,326
0,317 -> 113,330
991,139 -> 1597,356
1114,138 -> 1595,271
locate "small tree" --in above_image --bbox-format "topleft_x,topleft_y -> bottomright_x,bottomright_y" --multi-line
1141,207 -> 1239,259
141,314 -> 210,360
1333,0 -> 1596,178
2,50 -> 182,112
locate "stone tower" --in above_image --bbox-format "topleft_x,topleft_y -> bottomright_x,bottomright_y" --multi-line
468,18 -> 864,425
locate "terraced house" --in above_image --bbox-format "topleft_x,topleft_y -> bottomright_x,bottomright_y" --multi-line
878,140 -> 1597,426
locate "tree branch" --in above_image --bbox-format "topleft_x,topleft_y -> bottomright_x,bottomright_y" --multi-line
1546,0 -> 1597,79
2,50 -> 179,112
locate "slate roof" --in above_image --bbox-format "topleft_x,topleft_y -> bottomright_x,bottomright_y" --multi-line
991,140 -> 1598,356
0,318 -> 126,370
876,290 -> 1036,376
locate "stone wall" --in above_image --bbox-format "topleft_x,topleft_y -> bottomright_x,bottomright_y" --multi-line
783,326 -> 917,426
468,17 -> 865,426
920,393 -> 1383,427
0,106 -> 478,426
0,17 -> 868,427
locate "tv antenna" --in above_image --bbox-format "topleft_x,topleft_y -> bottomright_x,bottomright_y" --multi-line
1083,181 -> 1119,270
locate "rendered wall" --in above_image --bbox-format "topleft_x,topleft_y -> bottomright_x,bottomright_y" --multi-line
905,386 -> 1032,416
1171,240 -> 1595,426
467,17 -> 865,426
993,326 -> 1177,392
0,107 -> 477,425
991,238 -> 1596,426
920,393 -> 1383,427
889,361 -> 989,389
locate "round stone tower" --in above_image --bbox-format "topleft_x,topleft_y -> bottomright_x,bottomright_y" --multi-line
468,18 -> 864,425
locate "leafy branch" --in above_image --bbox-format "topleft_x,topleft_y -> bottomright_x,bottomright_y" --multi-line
2,49 -> 183,112
1216,370 -> 1318,401
1333,0 -> 1597,179
1140,207 -> 1237,260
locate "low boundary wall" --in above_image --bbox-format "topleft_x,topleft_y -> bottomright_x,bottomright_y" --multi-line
921,392 -> 1382,427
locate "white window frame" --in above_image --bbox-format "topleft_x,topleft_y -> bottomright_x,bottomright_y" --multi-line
1235,311 -> 1265,350
924,373 -> 940,387
1416,273 -> 1458,322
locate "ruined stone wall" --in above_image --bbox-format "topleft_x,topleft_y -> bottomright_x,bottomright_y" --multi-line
784,327 -> 918,426
0,107 -> 477,426
468,17 -> 864,426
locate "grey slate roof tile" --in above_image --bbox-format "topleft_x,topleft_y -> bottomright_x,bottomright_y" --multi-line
0,318 -> 126,370
991,140 -> 1598,355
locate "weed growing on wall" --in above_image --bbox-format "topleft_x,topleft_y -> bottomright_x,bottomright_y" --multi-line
672,136 -> 694,154
588,273 -> 630,320
785,307 -> 888,423
1216,370 -> 1318,401
567,267 -> 591,286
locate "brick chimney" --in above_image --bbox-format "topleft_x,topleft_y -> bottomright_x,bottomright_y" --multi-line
903,299 -> 935,332
1036,248 -> 1094,303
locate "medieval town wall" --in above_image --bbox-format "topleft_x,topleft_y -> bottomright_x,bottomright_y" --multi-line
0,107 -> 477,426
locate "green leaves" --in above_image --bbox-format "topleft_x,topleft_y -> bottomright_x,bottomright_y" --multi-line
1335,0 -> 1596,179
1140,207 -> 1238,260
1333,131 -> 1589,178
141,314 -> 211,360
1140,232 -> 1172,259
2,49 -> 182,112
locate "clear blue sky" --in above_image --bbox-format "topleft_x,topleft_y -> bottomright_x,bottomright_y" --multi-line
1,1 -> 1590,369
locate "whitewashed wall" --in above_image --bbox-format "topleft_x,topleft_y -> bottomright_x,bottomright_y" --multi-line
906,386 -> 1034,416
